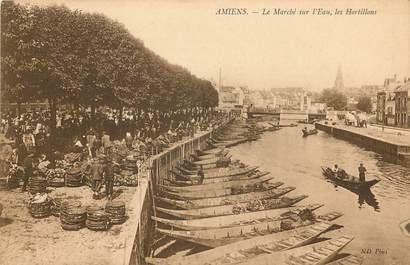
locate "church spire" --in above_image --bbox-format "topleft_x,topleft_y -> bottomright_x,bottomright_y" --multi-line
334,65 -> 344,91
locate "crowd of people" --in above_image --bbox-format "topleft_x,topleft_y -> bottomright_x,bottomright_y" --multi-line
0,106 -> 230,199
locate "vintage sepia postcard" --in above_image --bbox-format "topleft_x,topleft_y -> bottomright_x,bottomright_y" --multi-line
0,1 -> 409,265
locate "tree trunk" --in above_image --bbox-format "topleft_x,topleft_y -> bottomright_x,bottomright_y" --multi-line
17,101 -> 21,116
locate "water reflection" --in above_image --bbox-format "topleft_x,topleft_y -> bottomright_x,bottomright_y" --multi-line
357,188 -> 380,211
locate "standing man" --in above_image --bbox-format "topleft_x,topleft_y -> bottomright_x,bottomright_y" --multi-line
90,155 -> 105,199
358,163 -> 367,182
104,158 -> 115,201
21,152 -> 34,192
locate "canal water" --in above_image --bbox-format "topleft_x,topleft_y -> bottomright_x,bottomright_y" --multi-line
230,124 -> 410,265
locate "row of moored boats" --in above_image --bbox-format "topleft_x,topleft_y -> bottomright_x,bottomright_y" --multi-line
146,120 -> 363,265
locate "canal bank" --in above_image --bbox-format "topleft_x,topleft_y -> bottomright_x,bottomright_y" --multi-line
315,122 -> 410,167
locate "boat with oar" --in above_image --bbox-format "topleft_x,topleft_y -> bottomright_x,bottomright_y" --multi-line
156,211 -> 343,248
159,172 -> 272,192
152,203 -> 323,230
302,128 -> 318,137
237,235 -> 354,265
175,165 -> 258,178
156,195 -> 308,219
321,167 -> 380,191
326,254 -> 363,265
156,186 -> 295,209
145,222 -> 334,265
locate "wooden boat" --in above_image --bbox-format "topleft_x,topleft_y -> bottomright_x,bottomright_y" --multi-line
208,138 -> 248,148
191,151 -> 229,161
264,126 -> 281,132
168,169 -> 264,185
326,254 -> 363,265
174,165 -> 257,178
160,181 -> 283,200
168,168 -> 264,184
156,186 -> 295,209
321,167 -> 380,191
156,211 -> 343,247
159,181 -> 284,200
155,195 -> 309,219
302,129 -> 318,137
145,222 -> 333,265
197,147 -> 226,155
237,235 -> 354,265
190,155 -> 232,167
195,150 -> 229,160
158,173 -> 272,192
152,203 -> 323,230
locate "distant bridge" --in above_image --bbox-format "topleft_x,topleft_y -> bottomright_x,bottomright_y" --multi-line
247,108 -> 326,121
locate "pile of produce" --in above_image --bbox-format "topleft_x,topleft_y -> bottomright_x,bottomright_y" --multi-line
45,168 -> 66,187
29,193 -> 51,218
86,205 -> 110,231
28,171 -> 47,194
5,163 -> 22,189
105,200 -> 126,225
60,201 -> 86,231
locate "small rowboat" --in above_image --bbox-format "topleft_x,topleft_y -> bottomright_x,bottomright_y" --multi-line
156,186 -> 295,209
321,167 -> 380,191
238,235 -> 354,265
190,154 -> 233,167
197,147 -> 226,155
156,211 -> 343,248
152,203 -> 323,230
145,222 -> 333,265
302,129 -> 318,137
155,195 -> 308,219
159,173 -> 272,192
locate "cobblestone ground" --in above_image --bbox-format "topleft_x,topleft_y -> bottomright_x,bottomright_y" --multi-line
0,185 -> 138,265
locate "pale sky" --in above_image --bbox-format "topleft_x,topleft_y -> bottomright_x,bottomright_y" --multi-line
20,0 -> 410,90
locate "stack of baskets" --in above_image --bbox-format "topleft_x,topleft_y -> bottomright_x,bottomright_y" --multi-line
60,201 -> 86,230
65,168 -> 83,187
29,193 -> 50,218
28,171 -> 47,194
105,200 -> 126,225
50,197 -> 63,217
86,205 -> 110,231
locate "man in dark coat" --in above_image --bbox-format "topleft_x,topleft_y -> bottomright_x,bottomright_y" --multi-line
21,153 -> 34,192
90,156 -> 105,198
104,158 -> 116,200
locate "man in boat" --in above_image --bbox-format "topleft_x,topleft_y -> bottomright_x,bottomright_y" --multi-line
332,164 -> 340,178
197,165 -> 205,184
358,163 -> 367,182
303,127 -> 308,133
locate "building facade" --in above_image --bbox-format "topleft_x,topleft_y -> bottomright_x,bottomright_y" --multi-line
394,80 -> 410,128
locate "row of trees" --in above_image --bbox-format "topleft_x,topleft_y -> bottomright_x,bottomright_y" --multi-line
1,1 -> 218,123
318,89 -> 372,113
